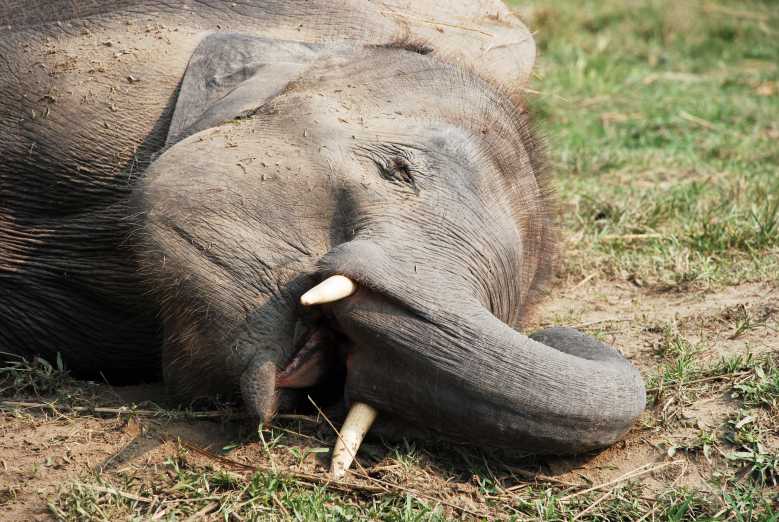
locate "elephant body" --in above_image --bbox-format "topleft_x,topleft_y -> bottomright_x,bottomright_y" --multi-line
0,1 -> 645,454
0,0 -> 534,378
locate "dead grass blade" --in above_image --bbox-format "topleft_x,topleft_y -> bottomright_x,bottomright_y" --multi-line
646,370 -> 751,392
559,461 -> 683,502
0,400 -> 241,420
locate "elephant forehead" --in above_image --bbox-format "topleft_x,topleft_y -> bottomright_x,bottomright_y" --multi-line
260,53 -> 513,143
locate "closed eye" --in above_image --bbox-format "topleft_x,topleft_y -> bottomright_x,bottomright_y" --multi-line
357,144 -> 421,195
379,157 -> 417,190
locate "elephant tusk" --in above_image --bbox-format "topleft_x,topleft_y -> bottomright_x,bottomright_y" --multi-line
330,402 -> 378,479
300,275 -> 357,306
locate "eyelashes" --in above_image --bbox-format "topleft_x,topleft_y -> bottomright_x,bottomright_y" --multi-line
376,156 -> 419,194
356,144 -> 421,195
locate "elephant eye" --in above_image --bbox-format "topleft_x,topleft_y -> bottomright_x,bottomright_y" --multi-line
376,156 -> 419,194
356,144 -> 421,195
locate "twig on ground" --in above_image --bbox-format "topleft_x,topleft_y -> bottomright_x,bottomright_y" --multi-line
502,466 -> 584,489
646,371 -> 750,392
635,503 -> 661,522
560,461 -> 682,502
270,424 -> 328,445
0,400 -> 240,420
572,317 -> 632,329
601,233 -> 664,241
571,486 -> 616,520
78,483 -> 153,503
703,3 -> 769,22
573,272 -> 597,290
271,493 -> 290,519
2,400 -> 321,423
680,111 -> 716,130
182,500 -> 219,522
275,414 -> 321,424
161,496 -> 225,505
348,468 -> 487,518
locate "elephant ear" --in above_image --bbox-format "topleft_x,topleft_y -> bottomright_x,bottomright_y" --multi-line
167,33 -> 323,145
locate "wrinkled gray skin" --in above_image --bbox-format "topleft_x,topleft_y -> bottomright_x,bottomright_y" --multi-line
0,1 -> 645,454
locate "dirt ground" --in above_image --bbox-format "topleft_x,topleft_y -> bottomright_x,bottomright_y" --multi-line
2,279 -> 776,520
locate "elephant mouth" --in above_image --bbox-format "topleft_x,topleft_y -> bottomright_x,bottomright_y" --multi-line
274,274 -> 363,395
275,325 -> 341,390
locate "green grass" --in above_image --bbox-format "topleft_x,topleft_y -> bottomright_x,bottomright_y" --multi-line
49,457 -> 449,521
49,462 -> 779,521
0,353 -> 72,397
521,0 -> 779,287
732,360 -> 779,409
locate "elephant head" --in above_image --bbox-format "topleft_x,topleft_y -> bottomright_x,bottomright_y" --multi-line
134,34 -> 645,476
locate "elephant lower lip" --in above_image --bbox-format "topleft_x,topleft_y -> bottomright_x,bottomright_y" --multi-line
276,327 -> 338,389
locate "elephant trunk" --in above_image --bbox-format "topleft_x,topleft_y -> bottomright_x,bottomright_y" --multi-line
320,240 -> 646,454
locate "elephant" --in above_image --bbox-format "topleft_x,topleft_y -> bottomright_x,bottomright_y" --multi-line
0,1 -> 645,476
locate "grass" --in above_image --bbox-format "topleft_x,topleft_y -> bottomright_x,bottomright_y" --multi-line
49,462 -> 450,521
520,0 -> 779,288
732,361 -> 779,409
1,346 -> 770,520
1,335 -> 773,518
45,459 -> 779,521
2,1 -> 778,520
0,353 -> 72,397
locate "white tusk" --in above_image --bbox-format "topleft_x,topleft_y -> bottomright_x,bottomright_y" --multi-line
330,402 -> 378,479
300,275 -> 357,306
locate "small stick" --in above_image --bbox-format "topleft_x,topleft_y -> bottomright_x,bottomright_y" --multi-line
601,233 -> 663,241
271,493 -> 290,519
702,3 -> 769,22
560,461 -> 681,502
3,401 -> 322,423
0,400 -> 240,419
346,468 -> 487,518
646,371 -> 750,392
183,501 -> 219,522
571,486 -> 615,521
679,111 -> 716,130
161,496 -> 225,505
275,414 -> 320,425
635,503 -> 661,522
270,424 -> 328,445
572,272 -> 597,290
502,466 -> 584,489
572,318 -> 632,329
78,484 -> 153,503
